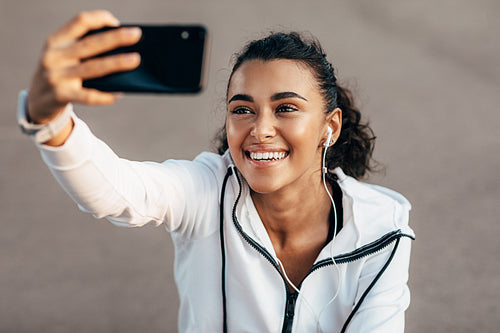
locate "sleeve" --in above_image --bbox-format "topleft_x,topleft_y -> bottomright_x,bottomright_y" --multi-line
345,236 -> 412,333
37,115 -> 221,237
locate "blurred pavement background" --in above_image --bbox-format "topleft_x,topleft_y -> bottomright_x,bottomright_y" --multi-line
1,0 -> 499,332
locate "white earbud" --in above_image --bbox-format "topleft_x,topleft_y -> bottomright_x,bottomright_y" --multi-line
323,126 -> 334,147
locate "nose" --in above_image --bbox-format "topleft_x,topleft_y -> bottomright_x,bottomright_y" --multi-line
250,111 -> 276,142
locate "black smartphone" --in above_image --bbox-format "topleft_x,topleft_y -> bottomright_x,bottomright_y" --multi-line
82,25 -> 209,93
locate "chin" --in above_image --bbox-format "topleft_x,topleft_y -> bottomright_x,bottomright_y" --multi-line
245,178 -> 283,195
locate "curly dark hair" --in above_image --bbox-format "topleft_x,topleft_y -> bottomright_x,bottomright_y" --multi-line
215,32 -> 376,180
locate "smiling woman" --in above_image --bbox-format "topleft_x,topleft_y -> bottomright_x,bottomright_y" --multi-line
217,33 -> 377,182
18,10 -> 414,333
227,59 -> 335,195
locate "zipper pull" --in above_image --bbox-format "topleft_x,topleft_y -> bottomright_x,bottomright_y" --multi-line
283,292 -> 299,333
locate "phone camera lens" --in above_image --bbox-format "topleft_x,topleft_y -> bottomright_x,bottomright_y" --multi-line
181,31 -> 190,40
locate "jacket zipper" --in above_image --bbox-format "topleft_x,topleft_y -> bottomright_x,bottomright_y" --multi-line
229,171 -> 414,332
300,229 -> 414,287
282,291 -> 298,333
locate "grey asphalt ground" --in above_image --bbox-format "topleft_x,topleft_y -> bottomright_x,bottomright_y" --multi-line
1,0 -> 499,332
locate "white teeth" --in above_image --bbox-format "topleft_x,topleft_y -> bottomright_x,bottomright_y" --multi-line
249,151 -> 287,161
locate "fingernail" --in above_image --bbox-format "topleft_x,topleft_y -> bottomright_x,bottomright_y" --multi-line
125,53 -> 140,62
126,27 -> 142,37
114,93 -> 124,100
106,12 -> 120,26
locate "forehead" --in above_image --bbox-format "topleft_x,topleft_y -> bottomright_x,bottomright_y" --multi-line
228,59 -> 319,99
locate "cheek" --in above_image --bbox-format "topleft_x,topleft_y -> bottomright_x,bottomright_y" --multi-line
226,120 -> 246,151
285,123 -> 322,152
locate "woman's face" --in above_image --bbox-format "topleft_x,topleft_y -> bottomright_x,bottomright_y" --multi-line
226,59 -> 339,195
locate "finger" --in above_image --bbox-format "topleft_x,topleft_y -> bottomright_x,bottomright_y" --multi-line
66,27 -> 142,60
73,89 -> 120,105
47,10 -> 120,48
75,89 -> 121,105
57,85 -> 121,105
64,52 -> 141,80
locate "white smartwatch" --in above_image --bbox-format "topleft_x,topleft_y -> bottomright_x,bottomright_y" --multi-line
17,90 -> 74,143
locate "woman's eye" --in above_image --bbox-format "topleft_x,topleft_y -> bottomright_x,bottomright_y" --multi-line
231,107 -> 252,115
276,104 -> 298,113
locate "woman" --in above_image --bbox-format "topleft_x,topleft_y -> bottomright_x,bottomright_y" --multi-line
19,10 -> 414,333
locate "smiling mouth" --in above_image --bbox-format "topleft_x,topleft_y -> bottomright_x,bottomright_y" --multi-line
246,151 -> 288,161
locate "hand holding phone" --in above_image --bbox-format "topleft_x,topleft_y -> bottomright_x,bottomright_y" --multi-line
27,11 -> 143,125
82,25 -> 209,94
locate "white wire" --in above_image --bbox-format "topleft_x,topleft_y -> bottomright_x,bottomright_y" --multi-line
276,258 -> 320,325
316,143 -> 343,333
274,145 -> 342,333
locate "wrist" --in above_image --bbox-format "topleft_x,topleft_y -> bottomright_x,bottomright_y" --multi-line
17,90 -> 75,144
42,118 -> 74,147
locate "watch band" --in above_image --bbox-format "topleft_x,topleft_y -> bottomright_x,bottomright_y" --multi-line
17,90 -> 74,143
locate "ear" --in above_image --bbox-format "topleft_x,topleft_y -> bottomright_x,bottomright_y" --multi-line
324,108 -> 342,145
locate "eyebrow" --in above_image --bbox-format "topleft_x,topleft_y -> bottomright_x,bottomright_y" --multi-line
228,94 -> 253,103
271,91 -> 307,101
228,91 -> 307,103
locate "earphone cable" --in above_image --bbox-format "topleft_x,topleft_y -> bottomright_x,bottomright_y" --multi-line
316,143 -> 343,333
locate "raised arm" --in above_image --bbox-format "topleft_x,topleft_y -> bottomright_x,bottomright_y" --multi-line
26,10 -> 141,146
20,11 -> 223,235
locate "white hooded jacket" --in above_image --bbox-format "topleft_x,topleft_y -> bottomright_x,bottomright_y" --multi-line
38,115 -> 414,333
